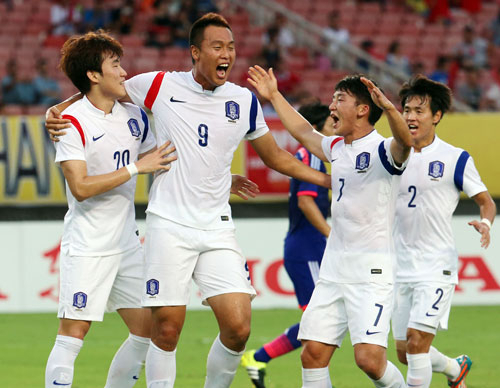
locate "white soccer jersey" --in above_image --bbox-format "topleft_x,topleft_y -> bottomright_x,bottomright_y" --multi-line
55,96 -> 156,256
125,71 -> 269,230
320,130 -> 406,283
394,136 -> 487,284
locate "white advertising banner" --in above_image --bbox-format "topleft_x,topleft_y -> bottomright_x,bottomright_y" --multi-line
0,216 -> 499,313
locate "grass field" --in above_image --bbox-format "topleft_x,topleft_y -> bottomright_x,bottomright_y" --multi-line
1,306 -> 499,387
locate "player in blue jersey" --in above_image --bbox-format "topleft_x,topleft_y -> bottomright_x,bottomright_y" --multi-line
242,102 -> 334,388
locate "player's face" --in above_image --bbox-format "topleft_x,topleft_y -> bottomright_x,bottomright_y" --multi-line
403,96 -> 441,148
329,91 -> 360,136
192,25 -> 235,90
97,54 -> 127,99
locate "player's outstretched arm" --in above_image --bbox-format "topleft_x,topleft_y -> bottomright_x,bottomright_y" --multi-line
230,175 -> 260,200
360,77 -> 412,165
298,195 -> 331,237
468,191 -> 496,248
250,132 -> 331,189
248,65 -> 327,162
62,141 -> 176,201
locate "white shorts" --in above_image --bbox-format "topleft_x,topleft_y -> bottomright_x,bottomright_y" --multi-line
142,214 -> 256,307
392,282 -> 454,340
58,245 -> 144,321
298,280 -> 393,347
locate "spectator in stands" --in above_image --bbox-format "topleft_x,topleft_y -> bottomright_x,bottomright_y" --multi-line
456,66 -> 483,111
171,8 -> 192,47
82,2 -> 112,31
490,10 -> 500,46
111,0 -> 135,34
323,10 -> 350,68
50,0 -> 82,36
480,64 -> 500,111
262,13 -> 295,53
385,40 -> 411,75
357,39 -> 383,73
429,55 -> 451,85
261,26 -> 282,69
33,59 -> 61,107
273,57 -> 303,104
1,59 -> 37,106
426,0 -> 451,24
453,25 -> 489,69
410,61 -> 425,76
145,0 -> 176,48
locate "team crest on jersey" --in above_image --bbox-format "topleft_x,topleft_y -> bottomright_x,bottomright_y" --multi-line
355,152 -> 370,171
72,292 -> 87,309
146,279 -> 159,296
225,101 -> 240,121
428,161 -> 444,178
127,118 -> 141,137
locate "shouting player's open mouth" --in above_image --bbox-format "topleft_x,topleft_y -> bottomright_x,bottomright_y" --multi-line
216,63 -> 229,79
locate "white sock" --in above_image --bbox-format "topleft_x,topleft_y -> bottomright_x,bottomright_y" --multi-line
429,346 -> 460,380
406,353 -> 432,388
301,367 -> 331,388
204,334 -> 244,388
45,335 -> 83,388
104,333 -> 150,388
145,341 -> 176,388
371,361 -> 406,388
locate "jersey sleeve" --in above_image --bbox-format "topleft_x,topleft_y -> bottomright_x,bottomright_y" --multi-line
244,92 -> 269,141
125,71 -> 164,110
321,135 -> 343,161
296,148 -> 322,197
378,137 -> 407,175
138,108 -> 156,154
54,120 -> 86,166
456,153 -> 487,197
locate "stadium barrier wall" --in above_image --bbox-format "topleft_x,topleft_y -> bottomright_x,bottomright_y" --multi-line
0,217 -> 499,313
1,114 -> 500,204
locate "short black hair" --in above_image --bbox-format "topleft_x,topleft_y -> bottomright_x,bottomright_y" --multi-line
189,12 -> 232,48
298,102 -> 330,132
399,74 -> 452,117
335,74 -> 383,125
59,30 -> 123,94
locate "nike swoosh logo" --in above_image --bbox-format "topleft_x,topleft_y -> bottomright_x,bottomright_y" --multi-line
365,330 -> 381,335
425,312 -> 437,317
93,134 -> 105,141
331,158 -> 338,162
53,381 -> 71,386
170,96 -> 186,103
133,375 -> 139,380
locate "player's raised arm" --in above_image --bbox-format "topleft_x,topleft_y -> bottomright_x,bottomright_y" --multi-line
469,191 -> 496,248
250,132 -> 331,189
248,65 -> 327,162
360,77 -> 412,165
62,141 -> 176,202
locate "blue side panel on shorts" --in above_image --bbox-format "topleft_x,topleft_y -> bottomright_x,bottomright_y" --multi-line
246,92 -> 258,135
453,150 -> 470,192
140,108 -> 149,143
378,141 -> 404,176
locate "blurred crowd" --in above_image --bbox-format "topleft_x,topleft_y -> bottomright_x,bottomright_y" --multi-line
1,0 -> 500,112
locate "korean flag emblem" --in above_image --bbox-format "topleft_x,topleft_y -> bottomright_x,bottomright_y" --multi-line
225,101 -> 240,121
428,161 -> 444,178
146,279 -> 159,296
128,118 -> 141,137
73,292 -> 87,309
356,152 -> 370,171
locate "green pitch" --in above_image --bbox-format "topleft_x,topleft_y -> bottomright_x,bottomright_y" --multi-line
1,306 -> 498,387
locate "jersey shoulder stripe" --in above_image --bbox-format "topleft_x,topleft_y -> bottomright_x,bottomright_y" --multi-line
140,108 -> 149,143
62,114 -> 85,147
144,71 -> 165,110
378,140 -> 403,175
330,136 -> 343,150
454,150 -> 470,192
247,92 -> 258,134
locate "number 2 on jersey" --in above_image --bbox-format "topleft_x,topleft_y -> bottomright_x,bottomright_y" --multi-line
198,124 -> 208,147
408,185 -> 417,208
114,150 -> 130,170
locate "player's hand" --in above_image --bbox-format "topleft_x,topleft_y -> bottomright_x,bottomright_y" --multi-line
468,220 -> 491,249
360,77 -> 395,111
136,141 -> 177,174
45,106 -> 71,142
247,65 -> 278,101
230,174 -> 259,200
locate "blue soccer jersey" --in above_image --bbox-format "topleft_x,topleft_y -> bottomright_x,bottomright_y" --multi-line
284,146 -> 330,308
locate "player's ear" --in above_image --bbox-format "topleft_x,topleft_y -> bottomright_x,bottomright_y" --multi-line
433,110 -> 442,125
357,103 -> 369,118
87,70 -> 100,84
191,45 -> 200,62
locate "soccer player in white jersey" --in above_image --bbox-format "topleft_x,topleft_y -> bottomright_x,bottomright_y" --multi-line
44,31 -> 178,388
391,75 -> 496,388
47,13 -> 330,388
248,66 -> 412,388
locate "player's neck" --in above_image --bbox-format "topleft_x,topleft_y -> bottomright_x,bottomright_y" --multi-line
344,123 -> 373,144
413,134 -> 435,153
86,89 -> 116,114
